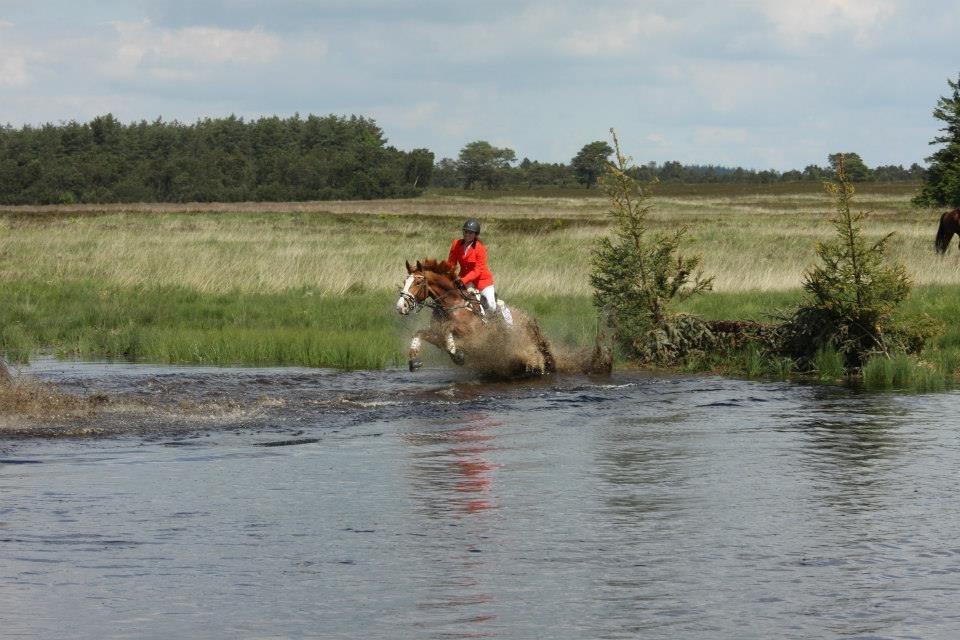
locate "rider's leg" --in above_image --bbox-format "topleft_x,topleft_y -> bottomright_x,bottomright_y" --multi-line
480,286 -> 496,311
480,285 -> 513,327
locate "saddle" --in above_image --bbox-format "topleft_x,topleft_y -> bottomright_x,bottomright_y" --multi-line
464,286 -> 513,326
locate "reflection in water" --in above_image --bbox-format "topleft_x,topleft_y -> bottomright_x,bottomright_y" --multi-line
784,389 -> 910,514
401,414 -> 503,638
402,414 -> 501,517
593,413 -> 694,523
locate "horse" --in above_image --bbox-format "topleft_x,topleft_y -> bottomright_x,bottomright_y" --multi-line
935,209 -> 960,254
396,259 -> 555,376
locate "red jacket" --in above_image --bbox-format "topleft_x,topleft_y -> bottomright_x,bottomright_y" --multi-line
448,239 -> 494,290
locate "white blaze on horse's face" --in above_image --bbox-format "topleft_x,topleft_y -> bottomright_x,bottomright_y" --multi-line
396,274 -> 417,315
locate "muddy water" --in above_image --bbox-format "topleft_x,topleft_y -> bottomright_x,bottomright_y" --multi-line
2,360 -> 960,639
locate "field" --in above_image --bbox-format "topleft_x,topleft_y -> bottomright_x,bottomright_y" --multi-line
1,181 -> 959,381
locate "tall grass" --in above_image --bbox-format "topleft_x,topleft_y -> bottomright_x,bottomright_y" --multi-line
1,191 -> 956,299
0,189 -> 958,379
0,280 -> 403,367
861,354 -> 952,392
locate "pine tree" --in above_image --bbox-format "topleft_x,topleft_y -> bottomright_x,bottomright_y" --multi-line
590,130 -> 712,363
915,73 -> 960,207
782,157 -> 912,368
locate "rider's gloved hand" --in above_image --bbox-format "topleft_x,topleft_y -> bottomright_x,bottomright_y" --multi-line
454,278 -> 465,289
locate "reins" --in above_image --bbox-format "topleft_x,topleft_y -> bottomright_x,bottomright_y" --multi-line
401,274 -> 480,317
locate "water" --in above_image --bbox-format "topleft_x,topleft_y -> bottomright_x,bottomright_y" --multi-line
2,360 -> 960,639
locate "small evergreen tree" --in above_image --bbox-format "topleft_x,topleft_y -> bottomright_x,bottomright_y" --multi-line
781,157 -> 912,369
915,73 -> 960,207
590,130 -> 713,363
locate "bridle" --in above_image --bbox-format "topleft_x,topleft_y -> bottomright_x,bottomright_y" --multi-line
399,273 -> 477,317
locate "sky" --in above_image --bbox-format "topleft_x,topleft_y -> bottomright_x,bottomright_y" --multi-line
0,0 -> 958,170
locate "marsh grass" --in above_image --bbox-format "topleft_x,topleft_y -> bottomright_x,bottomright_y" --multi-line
0,280 -> 405,367
861,354 -> 952,392
813,347 -> 847,382
1,188 -> 959,380
0,188 -> 954,299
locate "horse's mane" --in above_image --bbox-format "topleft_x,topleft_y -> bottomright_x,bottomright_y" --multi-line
418,258 -> 456,279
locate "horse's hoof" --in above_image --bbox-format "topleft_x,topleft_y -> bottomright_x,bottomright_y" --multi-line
409,359 -> 422,372
451,351 -> 465,365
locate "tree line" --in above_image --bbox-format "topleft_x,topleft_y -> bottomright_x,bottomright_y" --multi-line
6,95 -> 960,205
430,141 -> 926,190
0,114 -> 434,204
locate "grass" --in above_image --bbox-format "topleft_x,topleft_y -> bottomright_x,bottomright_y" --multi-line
0,184 -> 958,386
1,186 -> 954,298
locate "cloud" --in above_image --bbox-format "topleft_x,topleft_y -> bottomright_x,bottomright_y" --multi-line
558,11 -> 679,57
0,21 -> 40,88
753,0 -> 898,48
0,56 -> 28,87
678,60 -> 804,115
692,126 -> 751,146
105,20 -> 286,80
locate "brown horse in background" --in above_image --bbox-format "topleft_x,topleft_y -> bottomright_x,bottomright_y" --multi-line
935,209 -> 960,254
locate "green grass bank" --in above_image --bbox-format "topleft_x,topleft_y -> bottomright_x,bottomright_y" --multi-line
1,279 -> 959,391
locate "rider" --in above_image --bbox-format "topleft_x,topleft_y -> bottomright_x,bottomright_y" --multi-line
448,218 -> 512,326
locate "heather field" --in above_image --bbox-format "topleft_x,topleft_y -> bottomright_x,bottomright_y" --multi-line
1,182 -> 958,384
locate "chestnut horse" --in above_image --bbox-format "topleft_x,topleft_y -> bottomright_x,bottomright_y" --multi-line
935,209 -> 960,254
396,259 -> 555,375
395,259 -> 484,370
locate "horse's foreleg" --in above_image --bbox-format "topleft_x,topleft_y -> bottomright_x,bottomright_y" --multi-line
408,329 -> 461,371
408,331 -> 431,371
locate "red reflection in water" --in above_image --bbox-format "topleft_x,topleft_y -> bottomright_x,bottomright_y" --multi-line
448,417 -> 501,513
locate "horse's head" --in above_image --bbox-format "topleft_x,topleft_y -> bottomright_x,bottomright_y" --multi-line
396,260 -> 432,315
396,259 -> 456,315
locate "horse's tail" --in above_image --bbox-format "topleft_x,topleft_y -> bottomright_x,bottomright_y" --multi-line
936,211 -> 951,254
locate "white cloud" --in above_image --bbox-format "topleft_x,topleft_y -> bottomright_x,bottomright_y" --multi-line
0,21 -> 39,88
753,0 -> 898,47
372,101 -> 440,131
693,126 -> 751,146
559,11 -> 679,56
106,20 -> 284,80
0,56 -> 28,87
682,60 -> 807,113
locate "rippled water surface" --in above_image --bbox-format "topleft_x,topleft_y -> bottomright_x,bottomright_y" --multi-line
2,360 -> 960,639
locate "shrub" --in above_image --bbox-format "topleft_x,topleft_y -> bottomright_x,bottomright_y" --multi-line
779,157 -> 913,370
590,129 -> 713,364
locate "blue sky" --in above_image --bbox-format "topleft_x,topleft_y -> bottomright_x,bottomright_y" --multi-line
0,0 -> 957,170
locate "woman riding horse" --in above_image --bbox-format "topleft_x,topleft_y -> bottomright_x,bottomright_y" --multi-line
447,218 -> 512,326
395,259 -> 554,375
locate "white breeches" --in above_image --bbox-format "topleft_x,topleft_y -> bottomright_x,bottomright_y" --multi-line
479,285 -> 513,326
479,285 -> 497,311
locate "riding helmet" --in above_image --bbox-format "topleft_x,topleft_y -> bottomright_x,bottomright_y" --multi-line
462,218 -> 481,234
